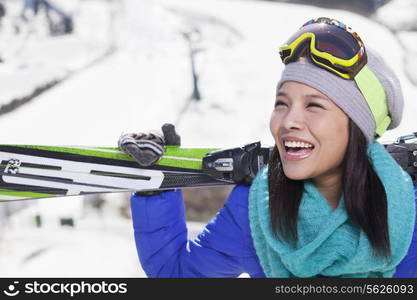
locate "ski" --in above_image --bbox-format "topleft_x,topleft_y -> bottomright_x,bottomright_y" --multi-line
0,134 -> 415,202
0,142 -> 270,202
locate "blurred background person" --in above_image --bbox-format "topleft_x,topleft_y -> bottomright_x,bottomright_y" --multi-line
20,0 -> 73,35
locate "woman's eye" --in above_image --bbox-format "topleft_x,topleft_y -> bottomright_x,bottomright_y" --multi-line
274,101 -> 324,110
274,100 -> 287,108
307,103 -> 323,108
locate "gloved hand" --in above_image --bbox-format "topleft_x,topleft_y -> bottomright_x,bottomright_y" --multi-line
118,123 -> 181,196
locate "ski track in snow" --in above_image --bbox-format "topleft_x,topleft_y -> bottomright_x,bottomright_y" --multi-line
0,0 -> 416,277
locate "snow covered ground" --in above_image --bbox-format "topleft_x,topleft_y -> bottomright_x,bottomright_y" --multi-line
0,197 -> 205,277
0,0 -> 416,277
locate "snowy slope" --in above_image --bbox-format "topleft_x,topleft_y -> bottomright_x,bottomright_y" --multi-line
0,0 -> 415,146
0,0 -> 117,105
0,0 -> 416,277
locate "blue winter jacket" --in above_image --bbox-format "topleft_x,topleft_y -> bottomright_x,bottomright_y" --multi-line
130,184 -> 417,278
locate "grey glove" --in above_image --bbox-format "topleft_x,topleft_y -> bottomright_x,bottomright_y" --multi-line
118,123 -> 181,167
118,123 -> 181,196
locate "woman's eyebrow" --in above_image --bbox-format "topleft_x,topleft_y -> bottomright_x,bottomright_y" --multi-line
276,92 -> 330,101
304,94 -> 330,101
276,91 -> 289,98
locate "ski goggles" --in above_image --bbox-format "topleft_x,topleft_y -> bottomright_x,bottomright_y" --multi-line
279,17 -> 391,138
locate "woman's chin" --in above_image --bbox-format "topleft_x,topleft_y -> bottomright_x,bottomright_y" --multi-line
283,168 -> 311,181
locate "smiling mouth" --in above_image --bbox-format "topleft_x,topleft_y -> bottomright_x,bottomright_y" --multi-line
283,144 -> 315,161
284,145 -> 314,152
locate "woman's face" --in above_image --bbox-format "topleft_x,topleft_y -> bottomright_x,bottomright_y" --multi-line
270,81 -> 349,181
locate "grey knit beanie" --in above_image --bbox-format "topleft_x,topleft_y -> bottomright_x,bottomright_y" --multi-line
277,49 -> 404,144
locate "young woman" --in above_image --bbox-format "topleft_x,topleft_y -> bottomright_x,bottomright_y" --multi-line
119,18 -> 417,278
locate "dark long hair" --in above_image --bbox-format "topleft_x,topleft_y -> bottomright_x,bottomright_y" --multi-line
268,119 -> 391,258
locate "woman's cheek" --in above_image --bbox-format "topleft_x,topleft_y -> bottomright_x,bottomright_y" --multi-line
269,112 -> 279,138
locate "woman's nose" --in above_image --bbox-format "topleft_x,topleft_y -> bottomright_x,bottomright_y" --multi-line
282,107 -> 305,130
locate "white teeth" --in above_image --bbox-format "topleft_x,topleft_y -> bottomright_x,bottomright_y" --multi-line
284,141 -> 313,148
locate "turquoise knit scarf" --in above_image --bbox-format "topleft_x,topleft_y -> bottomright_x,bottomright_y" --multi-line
248,141 -> 415,278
